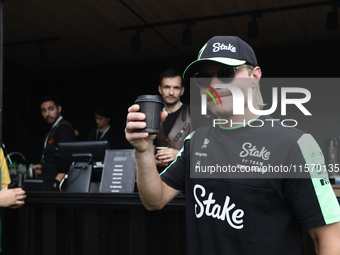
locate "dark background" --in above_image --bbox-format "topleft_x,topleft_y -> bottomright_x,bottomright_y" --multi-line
2,54 -> 193,164
3,40 -> 340,165
3,0 -> 340,166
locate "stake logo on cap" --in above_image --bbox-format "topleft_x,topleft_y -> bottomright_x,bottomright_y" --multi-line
183,36 -> 258,80
212,42 -> 236,53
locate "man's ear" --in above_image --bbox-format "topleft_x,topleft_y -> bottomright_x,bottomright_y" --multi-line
57,105 -> 62,114
251,66 -> 262,88
252,66 -> 262,79
180,86 -> 185,96
158,85 -> 162,95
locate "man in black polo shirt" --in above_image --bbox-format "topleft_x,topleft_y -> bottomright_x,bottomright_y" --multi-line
125,36 -> 340,254
33,95 -> 75,182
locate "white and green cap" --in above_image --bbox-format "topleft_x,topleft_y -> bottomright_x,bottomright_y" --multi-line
183,36 -> 258,79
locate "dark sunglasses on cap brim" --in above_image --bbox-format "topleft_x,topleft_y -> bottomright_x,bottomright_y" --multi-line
193,65 -> 253,84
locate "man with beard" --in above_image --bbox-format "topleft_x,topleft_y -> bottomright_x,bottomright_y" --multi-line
125,36 -> 340,254
33,95 -> 75,182
154,69 -> 191,171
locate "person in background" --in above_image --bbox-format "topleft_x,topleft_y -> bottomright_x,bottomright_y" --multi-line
0,148 -> 26,252
33,95 -> 75,182
154,69 -> 190,171
88,104 -> 121,149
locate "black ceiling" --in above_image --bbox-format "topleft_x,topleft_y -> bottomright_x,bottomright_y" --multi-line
3,0 -> 340,71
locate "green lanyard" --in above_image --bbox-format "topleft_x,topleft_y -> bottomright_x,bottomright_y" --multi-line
96,125 -> 110,140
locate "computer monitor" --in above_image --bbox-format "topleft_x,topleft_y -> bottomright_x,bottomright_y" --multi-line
57,141 -> 110,191
58,140 -> 110,164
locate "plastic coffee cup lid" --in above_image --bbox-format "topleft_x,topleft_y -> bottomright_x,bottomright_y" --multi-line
135,95 -> 163,104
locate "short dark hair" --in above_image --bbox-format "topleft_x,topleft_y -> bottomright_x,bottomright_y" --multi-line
95,104 -> 112,118
40,95 -> 61,107
159,69 -> 183,87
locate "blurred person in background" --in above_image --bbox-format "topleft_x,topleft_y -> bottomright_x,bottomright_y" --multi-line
88,104 -> 121,149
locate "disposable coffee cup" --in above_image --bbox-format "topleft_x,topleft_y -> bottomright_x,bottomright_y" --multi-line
156,147 -> 169,150
135,95 -> 164,134
156,146 -> 169,153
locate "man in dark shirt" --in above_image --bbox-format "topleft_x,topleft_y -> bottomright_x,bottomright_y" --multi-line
154,69 -> 190,170
87,104 -> 121,149
33,95 -> 75,182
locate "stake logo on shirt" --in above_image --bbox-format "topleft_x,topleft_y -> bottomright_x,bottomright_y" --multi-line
239,142 -> 270,161
193,184 -> 244,229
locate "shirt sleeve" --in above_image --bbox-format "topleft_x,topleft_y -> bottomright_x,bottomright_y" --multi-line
1,149 -> 11,188
283,134 -> 340,228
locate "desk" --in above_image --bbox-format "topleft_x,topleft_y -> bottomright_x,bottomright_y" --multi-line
2,192 -> 186,255
2,192 -> 339,255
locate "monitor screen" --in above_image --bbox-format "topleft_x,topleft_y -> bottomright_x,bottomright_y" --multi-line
56,141 -> 110,186
58,140 -> 110,163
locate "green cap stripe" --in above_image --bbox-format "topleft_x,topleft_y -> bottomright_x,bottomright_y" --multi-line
297,134 -> 340,224
197,44 -> 207,59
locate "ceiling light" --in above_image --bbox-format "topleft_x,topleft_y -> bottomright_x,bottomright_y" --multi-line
325,8 -> 338,30
182,27 -> 192,46
131,32 -> 141,50
182,22 -> 194,45
39,45 -> 48,62
248,18 -> 259,39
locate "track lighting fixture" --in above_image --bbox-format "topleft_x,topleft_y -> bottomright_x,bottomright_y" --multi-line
248,18 -> 259,39
325,7 -> 338,30
131,32 -> 141,50
182,22 -> 195,46
39,44 -> 48,62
